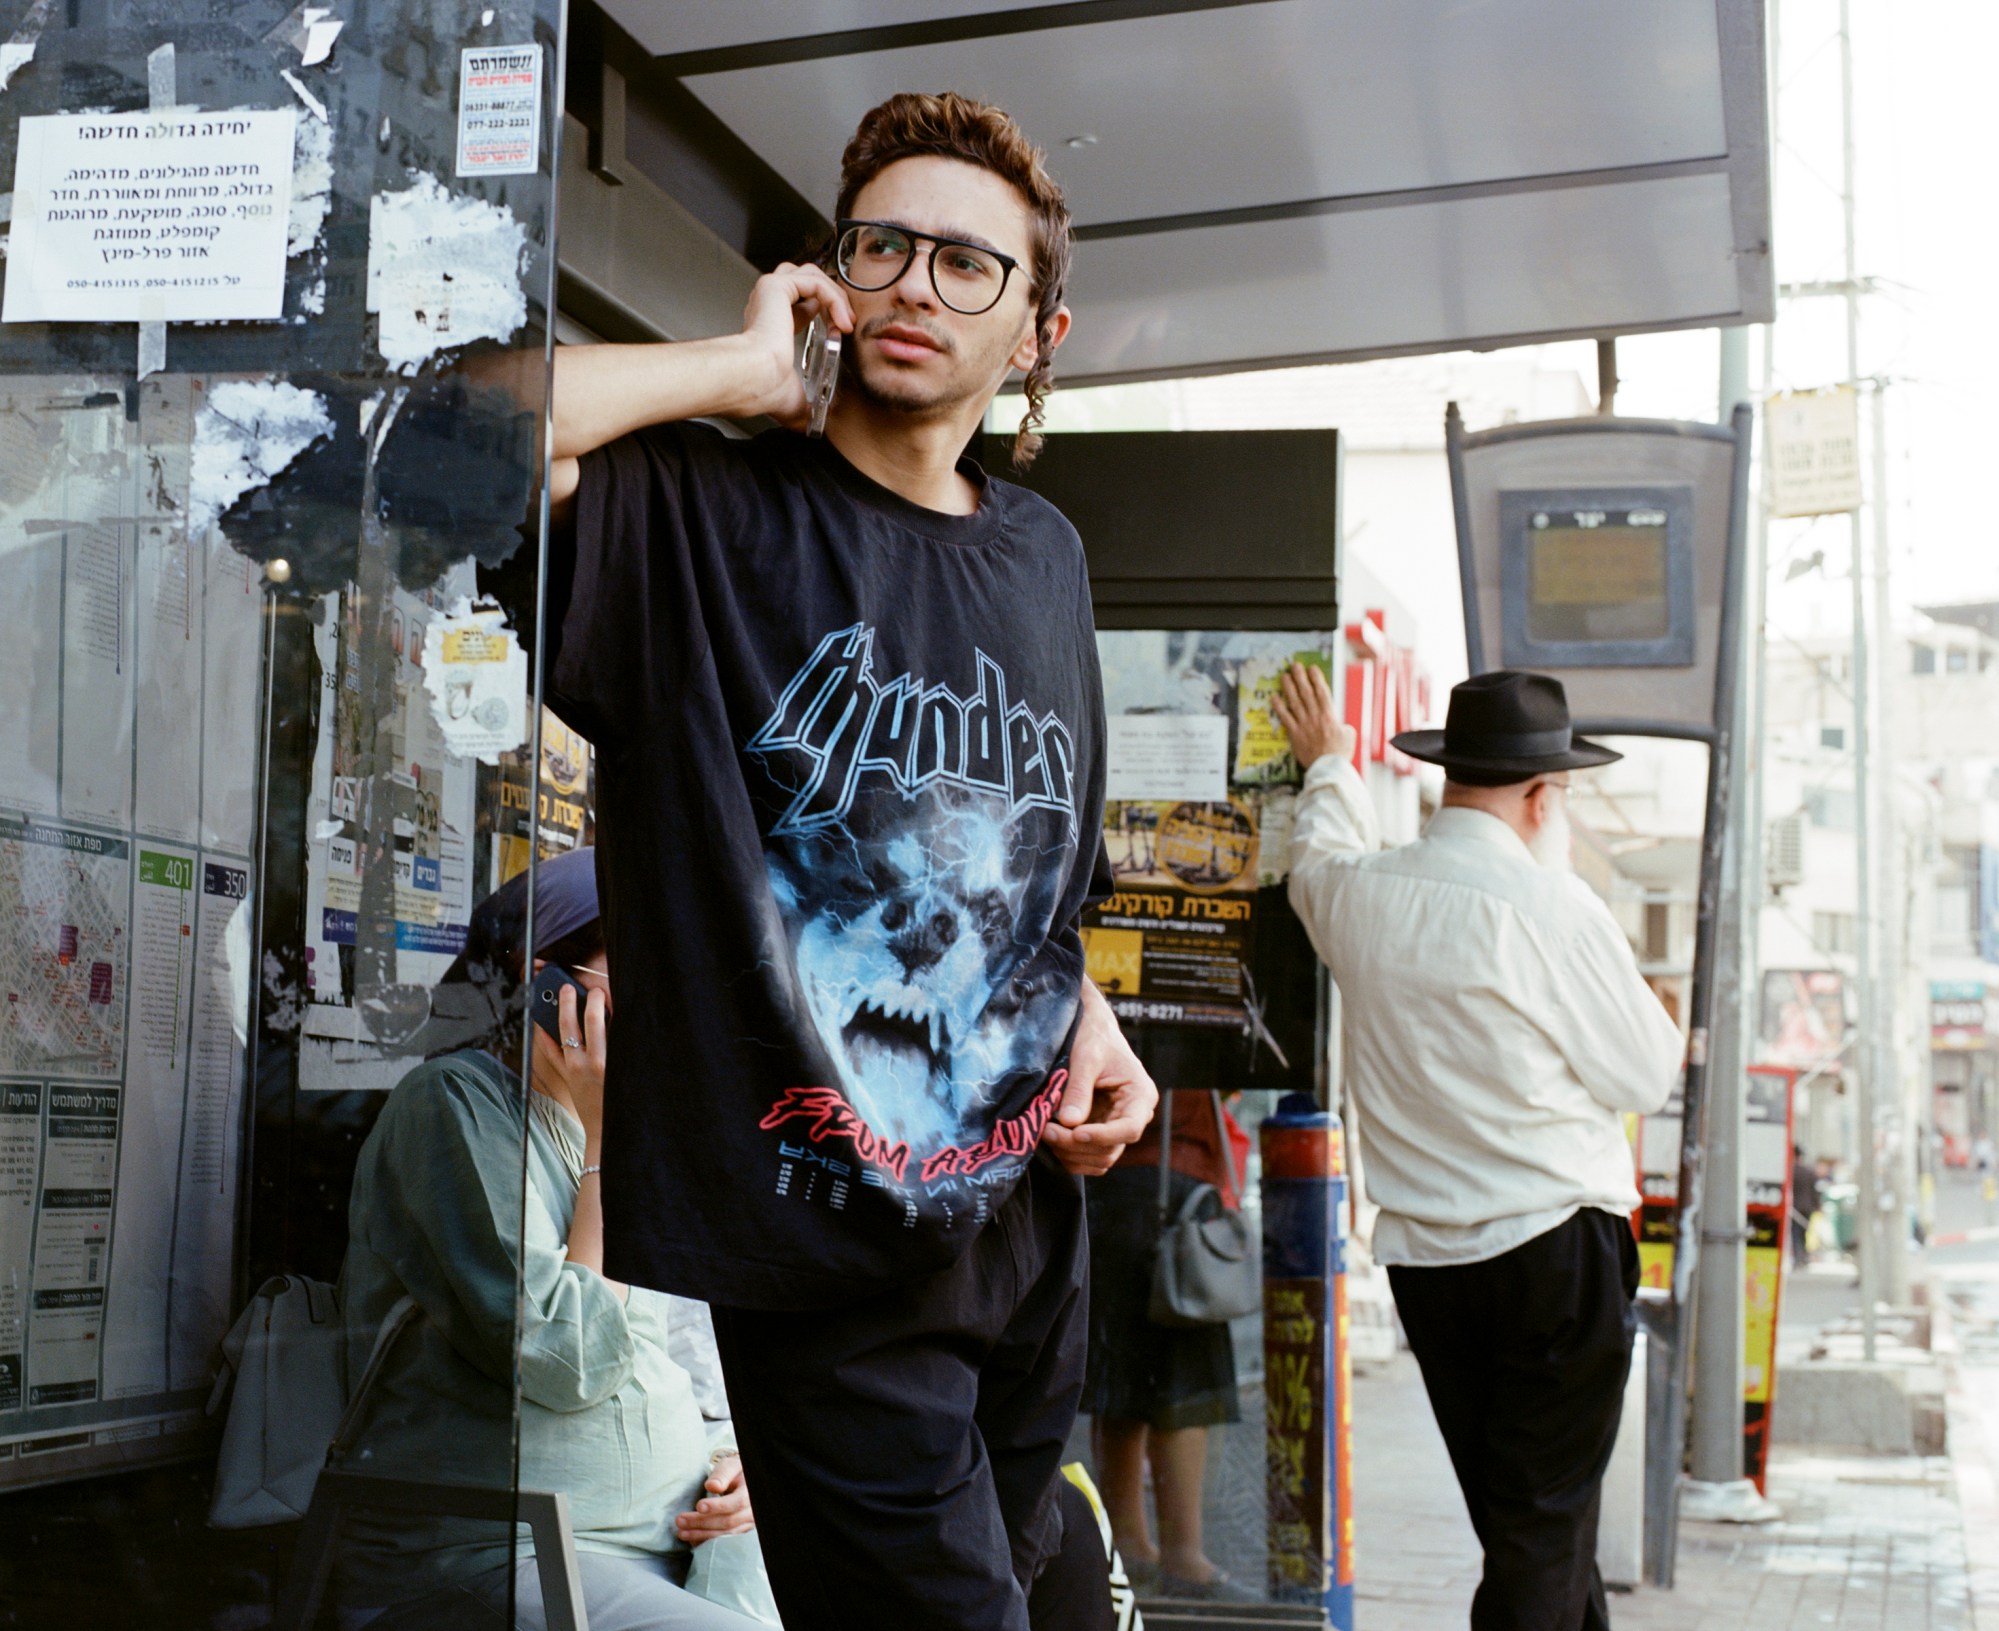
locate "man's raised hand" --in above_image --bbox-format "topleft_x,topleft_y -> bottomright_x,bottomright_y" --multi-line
1269,661 -> 1357,773
546,260 -> 860,521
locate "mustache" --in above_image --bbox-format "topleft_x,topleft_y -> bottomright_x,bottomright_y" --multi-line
860,314 -> 954,356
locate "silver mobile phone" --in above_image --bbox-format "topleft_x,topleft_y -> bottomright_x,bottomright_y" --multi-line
800,317 -> 840,437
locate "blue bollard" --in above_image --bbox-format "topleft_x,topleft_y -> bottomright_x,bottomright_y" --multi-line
1261,1090 -> 1354,1629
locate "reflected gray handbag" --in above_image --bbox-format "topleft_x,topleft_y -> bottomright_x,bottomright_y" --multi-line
1146,1089 -> 1261,1328
206,1275 -> 417,1528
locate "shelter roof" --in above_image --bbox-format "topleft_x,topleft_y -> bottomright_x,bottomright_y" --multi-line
590,0 -> 1774,383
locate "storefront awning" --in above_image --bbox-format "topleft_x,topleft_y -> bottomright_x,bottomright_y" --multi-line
585,0 -> 1773,384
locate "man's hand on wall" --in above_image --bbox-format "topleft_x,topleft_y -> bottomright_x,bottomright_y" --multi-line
1270,661 -> 1357,772
1040,979 -> 1158,1177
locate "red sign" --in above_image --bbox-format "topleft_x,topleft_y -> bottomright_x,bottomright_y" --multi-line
1342,609 -> 1430,777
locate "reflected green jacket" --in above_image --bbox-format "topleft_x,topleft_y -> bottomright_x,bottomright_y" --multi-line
336,1049 -> 717,1605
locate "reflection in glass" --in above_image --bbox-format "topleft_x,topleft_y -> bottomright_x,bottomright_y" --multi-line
326,853 -> 770,1627
0,4 -> 561,1624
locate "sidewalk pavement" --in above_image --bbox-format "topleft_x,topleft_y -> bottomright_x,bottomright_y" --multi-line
1350,1344 -> 1979,1631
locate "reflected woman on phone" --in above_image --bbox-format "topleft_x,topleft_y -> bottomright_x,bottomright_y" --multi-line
334,847 -> 774,1630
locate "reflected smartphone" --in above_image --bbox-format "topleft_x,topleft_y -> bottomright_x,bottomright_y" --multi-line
529,964 -> 588,1043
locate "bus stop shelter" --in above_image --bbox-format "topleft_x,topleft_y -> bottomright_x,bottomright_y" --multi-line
564,0 -> 1772,375
0,1 -> 1771,1624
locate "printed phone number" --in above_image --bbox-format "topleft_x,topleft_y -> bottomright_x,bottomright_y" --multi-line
67,274 -> 242,289
1108,999 -> 1189,1023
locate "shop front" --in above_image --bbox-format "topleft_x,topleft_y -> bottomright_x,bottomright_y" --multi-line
1931,979 -> 1996,1166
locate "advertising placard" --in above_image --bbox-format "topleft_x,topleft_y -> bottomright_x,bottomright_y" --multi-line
489,706 -> 594,889
1635,1065 -> 1796,1491
1086,631 -> 1345,1031
1740,1066 -> 1797,1489
1765,388 -> 1862,519
1086,797 -> 1259,1029
455,45 -> 543,176
1931,980 -> 1989,1051
1758,968 -> 1847,1070
3,108 -> 297,323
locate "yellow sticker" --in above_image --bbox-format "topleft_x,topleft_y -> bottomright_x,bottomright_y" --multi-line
1235,650 -> 1335,783
441,627 -> 510,664
1081,926 -> 1144,995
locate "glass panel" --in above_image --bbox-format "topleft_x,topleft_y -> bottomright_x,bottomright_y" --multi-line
0,3 -> 562,1624
1074,630 -> 1350,1614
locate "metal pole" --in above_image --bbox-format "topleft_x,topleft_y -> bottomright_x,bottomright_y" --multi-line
1650,401 -> 1756,1584
1872,379 -> 1912,1306
1745,319 -> 1778,1161
1690,327 -> 1754,1487
1837,0 -> 1882,1363
1597,338 -> 1619,416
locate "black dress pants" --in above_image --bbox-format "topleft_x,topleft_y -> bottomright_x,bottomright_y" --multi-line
709,1152 -> 1089,1631
1388,1207 -> 1640,1631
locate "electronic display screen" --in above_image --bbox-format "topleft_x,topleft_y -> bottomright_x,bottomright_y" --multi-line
1525,506 -> 1671,643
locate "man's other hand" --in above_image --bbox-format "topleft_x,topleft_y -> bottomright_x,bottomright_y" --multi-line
1041,980 -> 1158,1177
1270,662 -> 1357,772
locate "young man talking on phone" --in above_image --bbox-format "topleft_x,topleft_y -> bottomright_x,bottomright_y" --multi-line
541,94 -> 1157,1629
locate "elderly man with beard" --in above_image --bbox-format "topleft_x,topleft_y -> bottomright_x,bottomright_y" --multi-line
1270,666 -> 1683,1631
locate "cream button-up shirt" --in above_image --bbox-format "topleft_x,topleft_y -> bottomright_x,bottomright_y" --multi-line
1286,757 -> 1684,1268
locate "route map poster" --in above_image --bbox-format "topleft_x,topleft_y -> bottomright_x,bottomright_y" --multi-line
1083,631 -> 1336,1031
0,380 -> 261,1484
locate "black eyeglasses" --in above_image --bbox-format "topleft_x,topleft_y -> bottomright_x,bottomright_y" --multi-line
832,219 -> 1023,316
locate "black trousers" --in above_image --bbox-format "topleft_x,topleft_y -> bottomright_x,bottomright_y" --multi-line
710,1153 -> 1089,1631
1388,1208 -> 1639,1631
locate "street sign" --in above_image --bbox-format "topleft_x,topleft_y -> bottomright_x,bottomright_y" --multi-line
1765,388 -> 1862,519
1447,409 -> 1749,737
1450,402 -> 1754,1584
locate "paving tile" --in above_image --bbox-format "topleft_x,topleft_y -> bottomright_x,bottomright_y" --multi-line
1346,1348 -> 1977,1630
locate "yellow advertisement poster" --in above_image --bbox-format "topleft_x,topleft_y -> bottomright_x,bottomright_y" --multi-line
1083,796 -> 1260,1028
1743,1245 -> 1780,1403
492,706 -> 594,887
1634,1066 -> 1796,1490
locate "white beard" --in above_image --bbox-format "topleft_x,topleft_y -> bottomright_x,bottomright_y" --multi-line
1528,799 -> 1574,873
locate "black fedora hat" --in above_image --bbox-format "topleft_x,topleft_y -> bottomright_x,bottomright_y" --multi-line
1391,670 -> 1620,780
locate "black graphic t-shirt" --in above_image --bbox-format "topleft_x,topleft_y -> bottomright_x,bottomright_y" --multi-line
547,423 -> 1107,1308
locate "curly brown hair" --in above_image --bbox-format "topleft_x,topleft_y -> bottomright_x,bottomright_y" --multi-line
833,92 -> 1072,469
